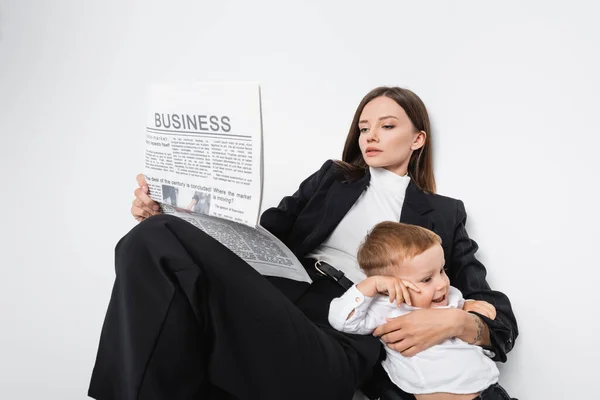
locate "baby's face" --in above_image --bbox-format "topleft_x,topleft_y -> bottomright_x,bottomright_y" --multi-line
394,244 -> 450,308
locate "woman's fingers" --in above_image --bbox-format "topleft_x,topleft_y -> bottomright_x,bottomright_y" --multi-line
134,198 -> 157,214
477,301 -> 495,319
131,198 -> 156,218
131,203 -> 152,220
480,302 -> 496,320
463,301 -> 497,320
136,173 -> 148,189
131,199 -> 160,221
488,305 -> 497,320
131,173 -> 162,222
134,187 -> 159,210
373,317 -> 403,340
478,307 -> 492,319
135,173 -> 160,210
381,328 -> 414,354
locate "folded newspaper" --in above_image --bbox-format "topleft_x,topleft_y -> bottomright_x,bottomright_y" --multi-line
143,82 -> 311,283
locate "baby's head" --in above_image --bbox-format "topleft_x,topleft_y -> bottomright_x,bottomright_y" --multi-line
357,221 -> 450,308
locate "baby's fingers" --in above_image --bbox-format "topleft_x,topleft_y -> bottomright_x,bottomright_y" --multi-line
398,282 -> 410,306
394,283 -> 406,306
387,283 -> 397,304
402,280 -> 421,293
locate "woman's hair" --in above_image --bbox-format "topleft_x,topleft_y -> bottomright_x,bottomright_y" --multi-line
334,86 -> 436,193
357,221 -> 441,276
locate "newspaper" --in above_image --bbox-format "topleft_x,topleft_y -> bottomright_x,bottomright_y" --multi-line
143,82 -> 311,283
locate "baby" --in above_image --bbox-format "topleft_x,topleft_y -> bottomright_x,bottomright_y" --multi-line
328,221 -> 512,400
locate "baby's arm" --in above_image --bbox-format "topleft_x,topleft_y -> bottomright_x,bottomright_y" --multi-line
328,276 -> 419,334
328,285 -> 385,334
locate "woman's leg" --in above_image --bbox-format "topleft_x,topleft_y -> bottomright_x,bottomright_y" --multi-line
88,214 -> 379,400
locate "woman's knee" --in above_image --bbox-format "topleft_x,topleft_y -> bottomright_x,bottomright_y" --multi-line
117,214 -> 165,247
118,214 -> 190,248
139,213 -> 184,230
114,214 -> 212,277
113,214 -> 182,274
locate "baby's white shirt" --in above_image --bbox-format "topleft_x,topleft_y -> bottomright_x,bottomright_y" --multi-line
328,286 -> 499,394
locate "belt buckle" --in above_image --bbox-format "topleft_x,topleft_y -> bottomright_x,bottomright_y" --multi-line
314,260 -> 338,282
314,260 -> 327,277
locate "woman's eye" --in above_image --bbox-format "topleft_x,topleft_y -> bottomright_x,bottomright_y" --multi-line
382,125 -> 395,129
359,127 -> 368,133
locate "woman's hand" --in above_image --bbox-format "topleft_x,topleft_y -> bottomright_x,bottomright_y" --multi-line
373,308 -> 466,357
131,174 -> 161,222
462,300 -> 496,320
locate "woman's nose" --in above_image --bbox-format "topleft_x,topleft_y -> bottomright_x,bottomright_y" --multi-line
366,129 -> 378,142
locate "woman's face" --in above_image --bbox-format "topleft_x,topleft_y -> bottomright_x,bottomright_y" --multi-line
358,96 -> 425,176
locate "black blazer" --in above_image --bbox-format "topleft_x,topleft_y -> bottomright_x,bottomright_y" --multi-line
260,159 -> 518,362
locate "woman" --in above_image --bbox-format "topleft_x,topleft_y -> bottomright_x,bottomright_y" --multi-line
89,87 -> 518,400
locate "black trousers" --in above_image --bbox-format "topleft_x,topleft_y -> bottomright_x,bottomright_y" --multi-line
474,383 -> 515,400
88,214 -> 382,400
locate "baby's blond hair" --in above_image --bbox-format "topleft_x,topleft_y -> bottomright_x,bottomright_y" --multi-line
357,221 -> 441,276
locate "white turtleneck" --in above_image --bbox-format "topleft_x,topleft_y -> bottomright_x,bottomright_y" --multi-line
306,167 -> 411,284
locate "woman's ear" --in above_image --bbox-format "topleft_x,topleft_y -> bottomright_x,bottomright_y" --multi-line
411,130 -> 427,151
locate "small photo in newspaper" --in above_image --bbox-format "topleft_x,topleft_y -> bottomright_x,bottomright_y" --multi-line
161,184 -> 212,216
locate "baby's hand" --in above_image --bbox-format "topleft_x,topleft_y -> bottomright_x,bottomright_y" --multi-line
462,300 -> 496,320
373,276 -> 420,307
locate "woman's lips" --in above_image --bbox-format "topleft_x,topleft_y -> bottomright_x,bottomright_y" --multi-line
365,150 -> 382,157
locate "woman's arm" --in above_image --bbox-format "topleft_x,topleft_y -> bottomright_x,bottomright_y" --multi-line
448,200 -> 518,361
372,306 -> 486,357
374,199 -> 517,359
456,310 -> 491,346
259,160 -> 334,242
372,306 -> 490,357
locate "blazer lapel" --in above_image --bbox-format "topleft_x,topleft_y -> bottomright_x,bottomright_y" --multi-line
400,181 -> 434,230
299,173 -> 370,255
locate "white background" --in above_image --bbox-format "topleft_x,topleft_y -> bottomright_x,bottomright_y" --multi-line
1,1 -> 598,399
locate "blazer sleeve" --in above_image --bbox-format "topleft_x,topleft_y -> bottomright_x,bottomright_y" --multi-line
259,160 -> 334,243
448,200 -> 519,362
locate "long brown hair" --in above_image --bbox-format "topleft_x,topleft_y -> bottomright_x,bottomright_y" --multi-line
335,86 -> 436,193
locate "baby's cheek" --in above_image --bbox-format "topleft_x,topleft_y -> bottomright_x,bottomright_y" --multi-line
414,290 -> 434,308
443,274 -> 450,285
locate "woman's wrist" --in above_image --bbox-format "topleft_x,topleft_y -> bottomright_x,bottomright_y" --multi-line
452,308 -> 470,338
455,309 -> 491,346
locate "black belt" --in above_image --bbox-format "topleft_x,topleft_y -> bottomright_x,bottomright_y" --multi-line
314,261 -> 354,290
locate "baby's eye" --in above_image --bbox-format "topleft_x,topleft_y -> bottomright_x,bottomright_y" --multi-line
440,267 -> 446,275
422,276 -> 432,283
